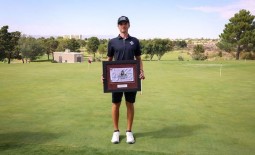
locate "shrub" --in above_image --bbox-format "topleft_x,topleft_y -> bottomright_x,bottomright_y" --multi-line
144,54 -> 150,60
178,55 -> 184,61
192,53 -> 207,60
218,51 -> 222,57
192,44 -> 207,60
95,57 -> 101,62
3,58 -> 8,63
240,52 -> 255,60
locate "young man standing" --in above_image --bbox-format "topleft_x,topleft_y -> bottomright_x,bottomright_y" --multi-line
105,16 -> 145,144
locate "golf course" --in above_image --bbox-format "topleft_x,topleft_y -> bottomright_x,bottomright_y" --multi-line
0,56 -> 255,155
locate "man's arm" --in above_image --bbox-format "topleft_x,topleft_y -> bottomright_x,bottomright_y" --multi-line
101,57 -> 113,83
135,56 -> 145,79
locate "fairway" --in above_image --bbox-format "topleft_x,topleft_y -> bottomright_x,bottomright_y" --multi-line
0,60 -> 255,155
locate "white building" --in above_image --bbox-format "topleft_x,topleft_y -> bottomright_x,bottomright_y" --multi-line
63,35 -> 82,40
53,49 -> 84,63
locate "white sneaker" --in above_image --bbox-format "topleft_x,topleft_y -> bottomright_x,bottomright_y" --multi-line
111,131 -> 120,144
126,131 -> 135,144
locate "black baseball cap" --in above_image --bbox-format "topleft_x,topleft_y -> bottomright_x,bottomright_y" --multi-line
118,16 -> 129,24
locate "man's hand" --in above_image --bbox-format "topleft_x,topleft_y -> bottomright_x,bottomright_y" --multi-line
101,74 -> 105,83
140,70 -> 145,80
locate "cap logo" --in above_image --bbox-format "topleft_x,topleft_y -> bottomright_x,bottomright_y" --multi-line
120,17 -> 126,20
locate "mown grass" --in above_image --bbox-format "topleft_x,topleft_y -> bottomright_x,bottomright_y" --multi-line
0,57 -> 254,155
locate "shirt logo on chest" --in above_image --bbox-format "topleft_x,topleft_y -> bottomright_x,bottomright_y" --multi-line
130,41 -> 134,45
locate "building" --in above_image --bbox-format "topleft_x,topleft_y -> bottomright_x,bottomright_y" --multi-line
53,49 -> 84,63
63,35 -> 82,40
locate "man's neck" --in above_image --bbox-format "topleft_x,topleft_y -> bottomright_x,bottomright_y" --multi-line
119,33 -> 129,39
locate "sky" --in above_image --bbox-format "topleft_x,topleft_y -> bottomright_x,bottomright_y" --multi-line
0,0 -> 255,39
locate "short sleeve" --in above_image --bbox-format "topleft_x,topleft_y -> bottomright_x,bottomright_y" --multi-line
107,40 -> 114,57
135,39 -> 141,56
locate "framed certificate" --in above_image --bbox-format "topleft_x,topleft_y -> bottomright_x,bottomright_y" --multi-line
102,60 -> 141,93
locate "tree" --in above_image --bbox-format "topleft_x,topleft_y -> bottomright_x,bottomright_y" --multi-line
18,37 -> 45,63
141,39 -> 155,61
77,39 -> 86,48
0,26 -> 10,61
99,39 -> 108,44
0,25 -> 21,63
216,41 -> 233,53
43,37 -> 59,60
175,40 -> 187,49
87,37 -> 100,61
56,37 -> 68,51
98,43 -> 107,61
153,39 -> 174,61
192,44 -> 207,60
66,38 -> 80,52
219,9 -> 255,60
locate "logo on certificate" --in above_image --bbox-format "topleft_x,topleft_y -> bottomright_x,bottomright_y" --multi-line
110,68 -> 134,82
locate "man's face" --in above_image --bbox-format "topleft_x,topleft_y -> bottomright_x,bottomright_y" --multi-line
118,22 -> 130,33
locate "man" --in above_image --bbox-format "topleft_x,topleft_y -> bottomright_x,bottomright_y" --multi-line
103,16 -> 145,144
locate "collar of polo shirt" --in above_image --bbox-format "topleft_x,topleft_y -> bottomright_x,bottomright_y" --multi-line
118,34 -> 130,39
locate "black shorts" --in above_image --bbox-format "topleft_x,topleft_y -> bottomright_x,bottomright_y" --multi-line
112,91 -> 137,103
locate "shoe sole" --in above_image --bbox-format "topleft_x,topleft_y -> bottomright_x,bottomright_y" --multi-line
112,141 -> 119,144
126,140 -> 135,144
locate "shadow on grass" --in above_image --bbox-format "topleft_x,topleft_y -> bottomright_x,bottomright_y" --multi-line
0,131 -> 61,150
135,124 -> 207,139
119,135 -> 126,143
31,59 -> 52,62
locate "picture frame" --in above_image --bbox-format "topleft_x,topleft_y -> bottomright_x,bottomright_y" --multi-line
102,60 -> 141,93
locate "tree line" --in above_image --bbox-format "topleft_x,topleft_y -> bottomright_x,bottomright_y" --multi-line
0,29 -> 108,64
140,39 -> 187,61
0,27 -> 186,63
1,9 -> 254,63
